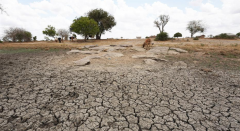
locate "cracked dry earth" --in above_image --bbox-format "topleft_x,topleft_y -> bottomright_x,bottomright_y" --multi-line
1,51 -> 240,131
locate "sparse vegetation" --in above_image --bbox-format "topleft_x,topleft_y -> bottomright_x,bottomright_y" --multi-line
214,33 -> 235,39
193,37 -> 199,40
155,32 -> 169,41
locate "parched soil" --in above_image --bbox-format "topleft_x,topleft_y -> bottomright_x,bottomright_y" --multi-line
0,39 -> 240,130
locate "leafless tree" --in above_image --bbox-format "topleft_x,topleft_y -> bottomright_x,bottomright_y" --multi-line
3,27 -> 32,42
57,29 -> 69,41
186,20 -> 206,38
0,4 -> 7,15
154,15 -> 170,33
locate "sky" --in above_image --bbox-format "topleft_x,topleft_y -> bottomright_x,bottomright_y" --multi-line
0,0 -> 239,40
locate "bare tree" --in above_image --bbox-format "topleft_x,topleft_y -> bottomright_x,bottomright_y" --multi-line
154,15 -> 170,33
186,20 -> 206,38
57,29 -> 69,41
3,27 -> 32,42
0,4 -> 7,15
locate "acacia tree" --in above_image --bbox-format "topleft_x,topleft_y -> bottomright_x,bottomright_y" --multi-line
154,15 -> 170,33
57,29 -> 69,40
87,8 -> 116,39
174,32 -> 182,38
186,20 -> 205,38
70,17 -> 99,42
42,25 -> 56,38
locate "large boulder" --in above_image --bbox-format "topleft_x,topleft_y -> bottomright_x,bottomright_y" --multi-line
104,52 -> 124,58
131,47 -> 146,52
147,47 -> 169,55
167,50 -> 180,55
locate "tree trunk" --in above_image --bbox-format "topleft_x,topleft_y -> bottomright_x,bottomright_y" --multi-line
191,34 -> 193,38
84,35 -> 87,42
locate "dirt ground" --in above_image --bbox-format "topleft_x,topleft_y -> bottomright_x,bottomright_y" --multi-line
0,39 -> 240,130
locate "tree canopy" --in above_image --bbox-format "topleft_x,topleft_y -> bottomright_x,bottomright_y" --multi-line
174,32 -> 182,38
154,15 -> 170,33
3,27 -> 32,42
42,25 -> 56,38
70,17 -> 99,41
186,20 -> 205,38
236,32 -> 240,37
87,8 -> 116,39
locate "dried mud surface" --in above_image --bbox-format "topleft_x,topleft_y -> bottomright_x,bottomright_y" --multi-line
0,50 -> 240,131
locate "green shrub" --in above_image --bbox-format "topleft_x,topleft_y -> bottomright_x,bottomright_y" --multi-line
33,36 -> 37,41
155,32 -> 169,41
214,33 -> 235,39
193,37 -> 199,40
0,39 -> 2,43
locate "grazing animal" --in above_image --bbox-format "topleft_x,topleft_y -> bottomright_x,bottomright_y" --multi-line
143,38 -> 151,50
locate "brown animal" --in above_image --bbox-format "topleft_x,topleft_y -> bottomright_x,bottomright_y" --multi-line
143,38 -> 151,50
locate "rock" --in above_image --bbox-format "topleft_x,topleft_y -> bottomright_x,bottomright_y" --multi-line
153,58 -> 168,62
89,46 -> 126,52
147,47 -> 169,55
89,46 -> 108,51
131,47 -> 146,52
169,48 -> 188,53
67,50 -> 99,55
167,50 -> 180,55
120,44 -> 133,47
84,45 -> 98,48
132,55 -> 158,59
66,49 -> 81,54
172,61 -> 187,68
144,59 -> 157,65
86,55 -> 102,59
110,45 -> 117,47
104,52 -> 124,58
74,58 -> 90,66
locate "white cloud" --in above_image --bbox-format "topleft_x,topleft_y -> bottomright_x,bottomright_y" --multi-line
189,0 -> 203,6
0,0 -> 240,40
